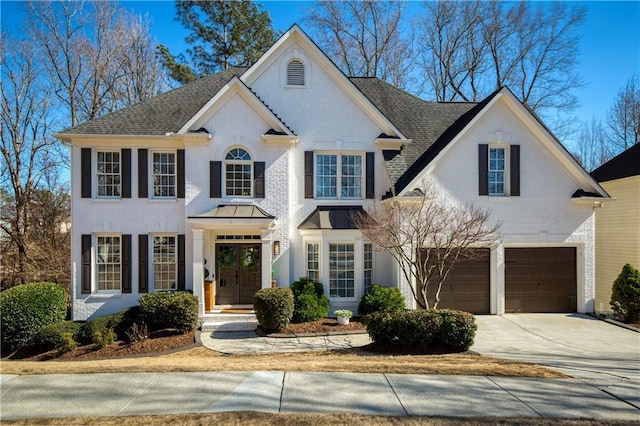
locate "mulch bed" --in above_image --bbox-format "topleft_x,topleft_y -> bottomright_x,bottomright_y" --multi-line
280,317 -> 366,334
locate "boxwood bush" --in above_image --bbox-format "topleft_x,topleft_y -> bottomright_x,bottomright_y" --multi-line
366,309 -> 477,352
139,291 -> 198,333
0,282 -> 68,351
358,284 -> 406,316
610,263 -> 640,323
78,311 -> 126,344
290,277 -> 329,323
36,321 -> 83,351
254,287 -> 294,333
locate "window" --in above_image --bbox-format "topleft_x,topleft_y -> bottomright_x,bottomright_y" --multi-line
97,236 -> 121,291
287,59 -> 305,86
225,148 -> 252,197
97,151 -> 120,197
329,243 -> 355,298
153,235 -> 176,290
153,152 -> 176,197
364,243 -> 373,294
315,154 -> 362,199
307,242 -> 320,282
488,147 -> 505,195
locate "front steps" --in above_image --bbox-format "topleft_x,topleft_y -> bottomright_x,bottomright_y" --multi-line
200,306 -> 257,332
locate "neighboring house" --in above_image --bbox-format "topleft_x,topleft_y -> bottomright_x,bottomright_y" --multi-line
54,25 -> 609,321
591,144 -> 640,314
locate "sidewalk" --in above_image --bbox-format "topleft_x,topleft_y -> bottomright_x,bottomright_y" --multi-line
1,371 -> 639,421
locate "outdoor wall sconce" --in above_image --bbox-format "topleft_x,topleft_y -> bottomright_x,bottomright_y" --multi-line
273,240 -> 280,257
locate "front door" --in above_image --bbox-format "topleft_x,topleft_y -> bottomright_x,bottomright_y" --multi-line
216,243 -> 262,304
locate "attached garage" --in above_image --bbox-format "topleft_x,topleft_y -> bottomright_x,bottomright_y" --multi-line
505,247 -> 577,313
429,248 -> 490,314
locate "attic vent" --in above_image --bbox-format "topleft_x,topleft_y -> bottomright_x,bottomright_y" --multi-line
287,60 -> 305,86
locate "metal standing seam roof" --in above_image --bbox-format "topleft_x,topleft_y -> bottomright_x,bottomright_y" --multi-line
188,204 -> 275,220
298,206 -> 366,230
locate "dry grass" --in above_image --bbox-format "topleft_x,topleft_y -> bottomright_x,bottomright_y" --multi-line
0,346 -> 565,378
0,412 -> 625,426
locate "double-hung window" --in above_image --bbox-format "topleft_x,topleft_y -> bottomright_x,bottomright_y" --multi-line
97,151 -> 121,197
96,236 -> 121,291
364,243 -> 373,294
329,243 -> 355,298
225,148 -> 252,197
153,152 -> 176,197
315,154 -> 362,199
152,235 -> 177,290
488,147 -> 505,196
306,242 -> 320,282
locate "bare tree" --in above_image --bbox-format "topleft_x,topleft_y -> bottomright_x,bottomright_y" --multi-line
303,0 -> 416,91
355,181 -> 500,310
607,75 -> 640,151
573,118 -> 612,172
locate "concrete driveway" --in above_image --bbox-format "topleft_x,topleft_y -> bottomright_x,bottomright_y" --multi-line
471,313 -> 640,409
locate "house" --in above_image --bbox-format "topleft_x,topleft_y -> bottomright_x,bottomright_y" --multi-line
54,25 -> 609,321
591,144 -> 640,314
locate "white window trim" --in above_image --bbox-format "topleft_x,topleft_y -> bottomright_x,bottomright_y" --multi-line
150,150 -> 177,199
151,233 -> 178,292
326,239 -> 361,301
95,233 -> 122,294
364,242 -> 374,294
305,240 -> 321,282
280,50 -> 312,89
95,150 -> 121,199
224,146 -> 253,199
488,143 -> 510,196
314,152 -> 364,200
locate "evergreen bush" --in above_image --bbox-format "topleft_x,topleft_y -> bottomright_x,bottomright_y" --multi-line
36,321 -> 83,351
358,284 -> 406,316
139,291 -> 198,333
290,277 -> 329,323
0,282 -> 67,351
610,263 -> 640,323
254,287 -> 294,333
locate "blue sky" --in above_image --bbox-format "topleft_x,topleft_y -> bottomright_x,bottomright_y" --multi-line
2,0 -> 639,133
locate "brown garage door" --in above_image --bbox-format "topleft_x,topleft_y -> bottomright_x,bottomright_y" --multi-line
505,247 -> 576,313
427,249 -> 490,314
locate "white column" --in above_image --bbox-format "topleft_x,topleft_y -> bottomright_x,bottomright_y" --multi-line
261,230 -> 273,289
492,242 -> 505,315
192,228 -> 205,316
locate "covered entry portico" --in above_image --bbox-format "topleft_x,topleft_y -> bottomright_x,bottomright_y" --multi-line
189,205 -> 276,316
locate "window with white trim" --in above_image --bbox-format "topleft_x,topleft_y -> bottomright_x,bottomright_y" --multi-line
315,154 -> 362,199
97,236 -> 121,291
364,243 -> 373,294
329,243 -> 355,298
488,147 -> 505,195
153,152 -> 176,197
306,242 -> 320,282
225,148 -> 252,197
152,235 -> 176,290
287,59 -> 305,86
96,151 -> 121,197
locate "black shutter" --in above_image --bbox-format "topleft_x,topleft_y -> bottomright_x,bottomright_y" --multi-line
81,234 -> 92,294
254,161 -> 265,198
304,151 -> 314,199
81,148 -> 91,198
138,234 -> 148,293
478,144 -> 488,196
138,149 -> 148,198
121,149 -> 131,198
177,234 -> 185,291
366,152 -> 375,199
177,149 -> 185,199
510,145 -> 520,196
121,235 -> 132,293
210,161 -> 221,198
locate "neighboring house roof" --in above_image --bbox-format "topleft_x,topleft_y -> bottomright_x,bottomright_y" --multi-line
57,67 -> 247,136
590,144 -> 640,183
350,77 -> 486,195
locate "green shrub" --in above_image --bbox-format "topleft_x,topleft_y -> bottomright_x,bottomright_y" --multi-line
78,312 -> 125,345
92,327 -> 116,348
57,332 -> 78,353
290,278 -> 329,323
36,321 -> 83,351
611,263 -> 640,323
366,309 -> 476,352
0,282 -> 67,351
254,287 -> 294,333
139,291 -> 198,333
358,284 -> 406,316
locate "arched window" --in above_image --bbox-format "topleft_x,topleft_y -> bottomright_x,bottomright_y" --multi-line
225,148 -> 252,196
287,59 -> 305,86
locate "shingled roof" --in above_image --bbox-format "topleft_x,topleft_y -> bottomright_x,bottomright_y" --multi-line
590,143 -> 640,183
349,78 -> 495,195
57,67 -> 247,136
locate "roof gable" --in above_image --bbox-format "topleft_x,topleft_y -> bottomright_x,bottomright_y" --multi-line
591,144 -> 640,182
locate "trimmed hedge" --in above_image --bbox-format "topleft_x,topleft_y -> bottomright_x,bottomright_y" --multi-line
611,263 -> 640,323
139,291 -> 198,333
290,277 -> 329,323
35,321 -> 83,351
254,287 -> 294,333
0,282 -> 68,351
78,312 -> 126,345
358,284 -> 406,316
366,309 -> 477,352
